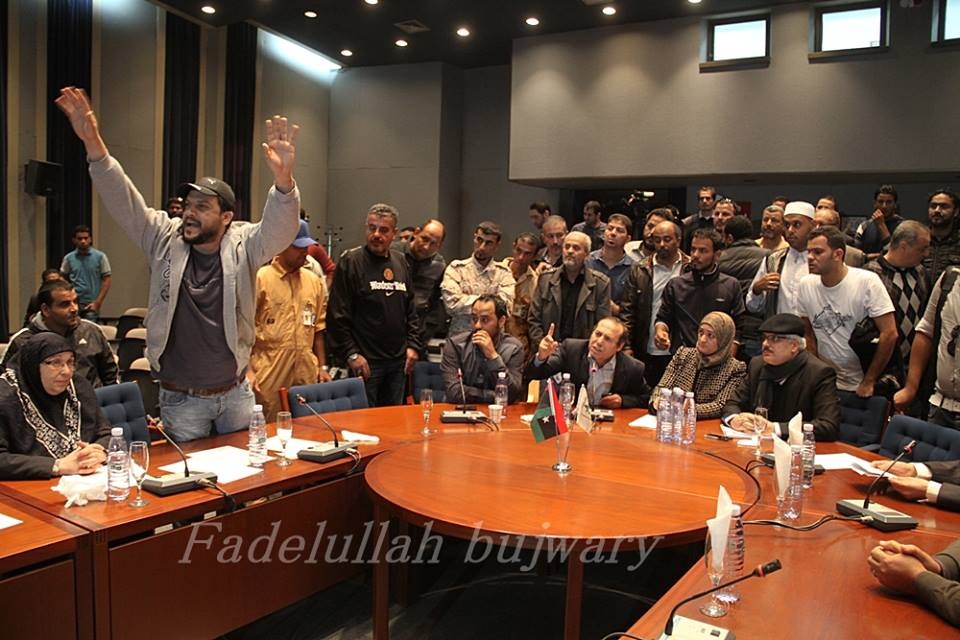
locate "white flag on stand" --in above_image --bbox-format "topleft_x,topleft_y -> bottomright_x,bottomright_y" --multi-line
575,385 -> 594,433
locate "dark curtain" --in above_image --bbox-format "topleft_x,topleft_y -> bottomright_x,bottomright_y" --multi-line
0,0 -> 8,339
161,13 -> 200,206
222,22 -> 257,221
45,0 -> 92,266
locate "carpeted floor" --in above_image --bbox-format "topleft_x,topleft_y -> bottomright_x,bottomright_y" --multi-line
221,537 -> 700,640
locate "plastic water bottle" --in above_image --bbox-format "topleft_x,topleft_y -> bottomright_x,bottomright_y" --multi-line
801,424 -> 816,489
248,404 -> 267,468
778,445 -> 805,521
107,427 -> 130,501
717,505 -> 745,604
495,371 -> 509,416
681,391 -> 697,445
657,388 -> 674,443
672,387 -> 685,443
560,373 -> 575,421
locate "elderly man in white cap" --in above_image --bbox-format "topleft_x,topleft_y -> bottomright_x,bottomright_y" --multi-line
746,201 -> 816,320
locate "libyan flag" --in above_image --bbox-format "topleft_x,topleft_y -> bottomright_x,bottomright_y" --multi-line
530,378 -> 569,443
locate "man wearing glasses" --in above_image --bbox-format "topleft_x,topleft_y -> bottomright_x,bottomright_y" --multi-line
723,313 -> 840,441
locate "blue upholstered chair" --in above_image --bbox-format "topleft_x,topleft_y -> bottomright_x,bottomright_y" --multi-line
94,382 -> 150,444
411,361 -> 445,404
876,415 -> 960,461
837,391 -> 889,447
287,378 -> 368,417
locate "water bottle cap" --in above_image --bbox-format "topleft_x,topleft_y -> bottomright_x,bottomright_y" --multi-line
803,423 -> 813,432
111,427 -> 123,436
731,505 -> 741,516
498,371 -> 506,379
562,373 -> 570,380
685,391 -> 694,398
662,388 -> 672,397
253,404 -> 263,412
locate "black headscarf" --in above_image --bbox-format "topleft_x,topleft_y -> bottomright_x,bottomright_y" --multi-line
2,332 -> 82,456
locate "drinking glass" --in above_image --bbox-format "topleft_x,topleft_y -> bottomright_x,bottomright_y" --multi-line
276,411 -> 293,467
128,441 -> 150,508
753,407 -> 768,459
488,403 -> 503,429
420,389 -> 434,436
700,532 -> 728,618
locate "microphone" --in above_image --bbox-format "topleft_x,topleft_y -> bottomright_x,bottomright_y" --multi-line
661,560 -> 782,638
141,425 -> 218,496
455,368 -> 475,410
836,439 -> 919,531
294,394 -> 355,463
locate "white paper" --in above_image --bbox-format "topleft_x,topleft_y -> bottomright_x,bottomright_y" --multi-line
773,435 -> 792,498
520,414 -> 534,424
736,436 -> 760,447
0,512 -> 23,530
158,445 -> 268,484
265,436 -> 318,458
706,486 -> 733,573
787,412 -> 804,446
720,424 -> 756,439
341,430 -> 379,444
629,414 -> 658,429
815,453 -> 884,476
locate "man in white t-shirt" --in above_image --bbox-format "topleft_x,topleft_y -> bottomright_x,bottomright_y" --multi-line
797,227 -> 897,397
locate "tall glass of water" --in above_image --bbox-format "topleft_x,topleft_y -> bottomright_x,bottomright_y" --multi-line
276,411 -> 293,467
420,389 -> 434,436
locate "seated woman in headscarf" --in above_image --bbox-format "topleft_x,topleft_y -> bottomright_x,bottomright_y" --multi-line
0,332 -> 111,479
649,311 -> 746,419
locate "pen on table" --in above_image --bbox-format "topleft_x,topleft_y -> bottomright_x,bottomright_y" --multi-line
704,433 -> 733,441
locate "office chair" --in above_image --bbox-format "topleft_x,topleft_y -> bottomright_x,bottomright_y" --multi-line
287,378 -> 368,417
876,415 -> 960,462
95,382 -> 150,444
837,391 -> 889,447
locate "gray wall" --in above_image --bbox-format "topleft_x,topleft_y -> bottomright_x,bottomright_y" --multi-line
510,3 -> 960,183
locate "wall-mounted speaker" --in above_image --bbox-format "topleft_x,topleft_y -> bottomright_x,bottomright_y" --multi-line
24,159 -> 63,197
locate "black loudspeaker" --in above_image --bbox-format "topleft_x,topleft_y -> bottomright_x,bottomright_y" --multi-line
24,159 -> 63,197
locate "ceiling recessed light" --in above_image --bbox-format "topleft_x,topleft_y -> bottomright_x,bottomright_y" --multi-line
688,0 -> 703,3
602,6 -> 617,16
201,5 -> 216,15
364,0 -> 379,5
456,27 -> 470,38
395,39 -> 408,47
525,17 -> 540,27
341,49 -> 353,57
304,10 -> 317,19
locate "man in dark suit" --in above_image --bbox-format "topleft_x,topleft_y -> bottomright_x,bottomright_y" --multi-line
870,459 -> 960,513
723,313 -> 840,441
868,537 -> 960,627
525,317 -> 649,409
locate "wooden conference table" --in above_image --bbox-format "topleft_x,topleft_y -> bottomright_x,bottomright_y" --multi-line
0,403 -> 957,639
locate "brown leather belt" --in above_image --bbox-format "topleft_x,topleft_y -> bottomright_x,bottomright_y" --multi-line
160,378 -> 242,397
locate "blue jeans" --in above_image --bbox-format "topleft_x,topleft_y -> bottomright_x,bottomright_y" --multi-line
365,359 -> 406,407
159,379 -> 255,442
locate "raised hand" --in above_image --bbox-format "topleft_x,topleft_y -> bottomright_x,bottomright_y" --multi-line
54,87 -> 108,161
537,323 -> 559,361
262,115 -> 299,193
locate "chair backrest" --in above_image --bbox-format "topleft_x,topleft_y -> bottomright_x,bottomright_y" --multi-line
121,307 -> 148,318
878,415 -> 960,461
94,382 -> 150,444
120,360 -> 159,417
837,391 -> 889,447
115,314 -> 145,341
287,378 -> 368,417
117,330 -> 147,373
97,324 -> 117,341
411,361 -> 445,403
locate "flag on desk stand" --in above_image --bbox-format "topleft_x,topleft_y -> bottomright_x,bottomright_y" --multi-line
574,385 -> 594,434
530,378 -> 568,443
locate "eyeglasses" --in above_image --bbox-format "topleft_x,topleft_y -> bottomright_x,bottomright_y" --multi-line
41,358 -> 76,370
761,334 -> 793,344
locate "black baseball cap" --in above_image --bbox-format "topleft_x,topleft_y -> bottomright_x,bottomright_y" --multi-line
178,177 -> 237,212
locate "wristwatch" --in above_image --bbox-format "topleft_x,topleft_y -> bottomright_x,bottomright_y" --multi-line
348,353 -> 360,363
51,459 -> 60,476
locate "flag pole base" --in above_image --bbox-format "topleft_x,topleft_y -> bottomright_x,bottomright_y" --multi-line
552,461 -> 572,475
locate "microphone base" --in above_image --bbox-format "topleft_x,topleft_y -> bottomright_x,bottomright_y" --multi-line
836,499 -> 919,531
297,442 -> 355,464
441,410 -> 486,423
661,616 -> 735,639
142,471 -> 218,496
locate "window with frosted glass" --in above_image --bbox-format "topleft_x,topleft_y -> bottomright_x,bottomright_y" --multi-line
818,6 -> 885,52
711,19 -> 768,60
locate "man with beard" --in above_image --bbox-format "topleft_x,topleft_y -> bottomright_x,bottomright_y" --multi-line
655,229 -> 744,352
55,87 -> 300,441
746,201 -> 816,320
924,189 -> 960,285
856,185 -> 904,259
681,186 -> 718,253
536,215 -> 568,272
626,208 -> 673,262
723,313 -> 840,441
756,204 -> 788,252
4,280 -> 117,389
441,221 -> 516,336
402,219 -> 447,345
814,205 -> 865,267
586,213 -> 634,315
504,232 -> 540,358
528,231 -> 611,348
621,219 -> 690,386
